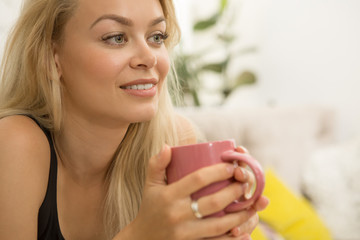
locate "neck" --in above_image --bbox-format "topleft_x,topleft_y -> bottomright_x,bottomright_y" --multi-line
54,114 -> 129,186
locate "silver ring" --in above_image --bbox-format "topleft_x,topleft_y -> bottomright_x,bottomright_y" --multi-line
191,200 -> 203,219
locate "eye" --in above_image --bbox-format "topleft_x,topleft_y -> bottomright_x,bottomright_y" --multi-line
102,33 -> 127,46
148,32 -> 169,45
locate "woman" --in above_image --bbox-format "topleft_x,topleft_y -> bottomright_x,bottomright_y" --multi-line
0,0 -> 268,239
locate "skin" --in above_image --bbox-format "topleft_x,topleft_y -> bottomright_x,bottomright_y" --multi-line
0,0 -> 268,239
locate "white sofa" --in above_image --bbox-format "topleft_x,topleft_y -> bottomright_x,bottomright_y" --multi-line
302,137 -> 360,239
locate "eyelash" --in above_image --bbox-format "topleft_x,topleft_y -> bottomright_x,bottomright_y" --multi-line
102,32 -> 169,46
149,32 -> 169,45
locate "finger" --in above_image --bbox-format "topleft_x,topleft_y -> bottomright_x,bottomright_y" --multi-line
228,231 -> 252,240
232,214 -> 259,236
227,231 -> 252,240
252,196 -> 269,212
205,233 -> 251,240
234,166 -> 251,182
189,208 -> 256,239
168,163 -> 235,197
234,167 -> 255,200
196,182 -> 247,217
235,146 -> 249,154
146,145 -> 172,186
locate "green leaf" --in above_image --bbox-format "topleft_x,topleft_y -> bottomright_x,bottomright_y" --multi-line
220,0 -> 228,13
235,71 -> 257,86
193,13 -> 219,31
201,63 -> 225,73
217,33 -> 235,43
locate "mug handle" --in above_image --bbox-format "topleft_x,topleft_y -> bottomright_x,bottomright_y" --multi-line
221,150 -> 265,212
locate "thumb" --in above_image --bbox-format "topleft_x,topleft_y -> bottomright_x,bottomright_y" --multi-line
146,145 -> 172,186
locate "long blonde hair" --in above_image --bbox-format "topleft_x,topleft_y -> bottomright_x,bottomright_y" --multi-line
0,0 -> 181,238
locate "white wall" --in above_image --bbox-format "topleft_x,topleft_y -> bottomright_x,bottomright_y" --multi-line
255,0 -> 360,142
0,0 -> 22,56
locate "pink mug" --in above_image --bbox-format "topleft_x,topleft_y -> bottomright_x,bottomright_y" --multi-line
166,140 -> 265,217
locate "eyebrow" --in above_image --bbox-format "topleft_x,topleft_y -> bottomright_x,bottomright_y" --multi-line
90,14 -> 165,29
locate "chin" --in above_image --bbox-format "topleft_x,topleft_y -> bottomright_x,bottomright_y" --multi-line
128,104 -> 158,123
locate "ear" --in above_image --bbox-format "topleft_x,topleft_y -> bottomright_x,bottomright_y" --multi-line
52,42 -> 63,78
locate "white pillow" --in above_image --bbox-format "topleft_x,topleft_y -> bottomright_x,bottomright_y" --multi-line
302,138 -> 360,239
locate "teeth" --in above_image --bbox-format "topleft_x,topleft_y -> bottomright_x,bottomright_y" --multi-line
124,84 -> 154,90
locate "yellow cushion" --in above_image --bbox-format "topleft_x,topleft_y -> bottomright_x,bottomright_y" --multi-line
252,169 -> 332,240
251,226 -> 268,240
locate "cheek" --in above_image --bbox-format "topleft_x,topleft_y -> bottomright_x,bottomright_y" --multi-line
58,44 -> 127,113
61,46 -> 124,84
157,51 -> 170,81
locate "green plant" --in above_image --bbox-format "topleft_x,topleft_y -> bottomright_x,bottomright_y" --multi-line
172,0 -> 257,106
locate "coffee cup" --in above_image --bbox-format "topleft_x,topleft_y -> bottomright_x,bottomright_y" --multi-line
166,139 -> 265,217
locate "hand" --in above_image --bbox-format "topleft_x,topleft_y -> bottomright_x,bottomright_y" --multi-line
228,146 -> 270,238
119,145 -> 256,240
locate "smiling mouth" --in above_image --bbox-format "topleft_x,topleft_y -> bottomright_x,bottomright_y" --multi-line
120,83 -> 155,90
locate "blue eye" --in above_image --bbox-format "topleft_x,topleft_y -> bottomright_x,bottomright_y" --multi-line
148,32 -> 169,45
102,33 -> 127,46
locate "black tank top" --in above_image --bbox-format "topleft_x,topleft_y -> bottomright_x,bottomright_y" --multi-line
30,117 -> 65,240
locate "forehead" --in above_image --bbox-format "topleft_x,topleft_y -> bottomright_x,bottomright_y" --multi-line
73,0 -> 165,24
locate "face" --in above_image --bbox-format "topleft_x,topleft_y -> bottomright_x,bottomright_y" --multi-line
54,0 -> 170,127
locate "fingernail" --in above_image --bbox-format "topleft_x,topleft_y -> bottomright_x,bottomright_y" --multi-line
242,183 -> 249,194
243,183 -> 253,200
240,146 -> 249,154
233,160 -> 239,168
245,188 -> 253,200
240,167 -> 248,179
227,165 -> 235,174
232,226 -> 240,236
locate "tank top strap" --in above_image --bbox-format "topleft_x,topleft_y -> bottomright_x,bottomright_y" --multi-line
24,115 -> 64,239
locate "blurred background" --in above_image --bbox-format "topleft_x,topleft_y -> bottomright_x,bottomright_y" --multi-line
171,1 -> 360,239
1,0 -> 359,239
172,0 -> 360,142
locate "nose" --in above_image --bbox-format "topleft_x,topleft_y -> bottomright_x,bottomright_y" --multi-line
129,41 -> 157,70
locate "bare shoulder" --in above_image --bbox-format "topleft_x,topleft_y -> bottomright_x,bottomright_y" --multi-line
0,115 -> 50,239
175,113 -> 204,145
0,115 -> 50,158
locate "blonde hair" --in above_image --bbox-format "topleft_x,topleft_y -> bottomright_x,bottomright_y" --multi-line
0,0 -> 76,130
0,0 -> 182,238
104,1 -> 182,236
